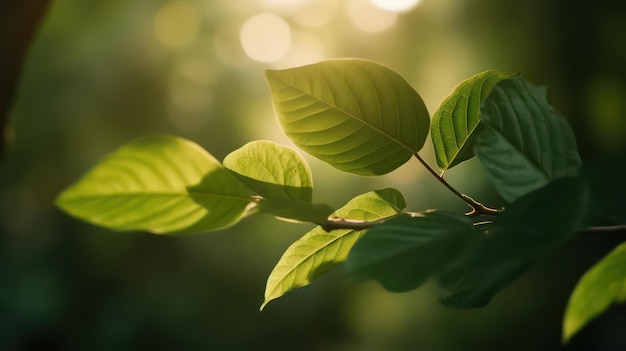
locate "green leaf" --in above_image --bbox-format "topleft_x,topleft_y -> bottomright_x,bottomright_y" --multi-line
346,211 -> 475,292
438,254 -> 532,308
56,135 -> 253,234
223,140 -> 334,224
475,78 -> 582,202
438,176 -> 591,308
563,243 -> 626,344
223,140 -> 313,204
261,188 -> 406,310
266,59 -> 430,176
431,70 -> 519,172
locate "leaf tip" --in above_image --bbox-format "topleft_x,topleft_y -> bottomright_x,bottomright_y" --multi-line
259,299 -> 271,311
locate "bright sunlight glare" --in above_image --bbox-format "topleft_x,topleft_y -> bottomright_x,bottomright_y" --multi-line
347,0 -> 398,33
370,0 -> 421,13
154,1 -> 201,48
240,13 -> 292,63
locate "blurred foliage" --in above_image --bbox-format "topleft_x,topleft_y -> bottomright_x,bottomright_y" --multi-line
1,0 -> 625,350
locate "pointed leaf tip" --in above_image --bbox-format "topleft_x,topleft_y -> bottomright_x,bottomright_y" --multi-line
261,188 -> 406,309
431,69 -> 519,171
56,134 -> 253,234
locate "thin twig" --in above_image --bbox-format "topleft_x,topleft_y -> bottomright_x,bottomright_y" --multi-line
412,153 -> 500,217
581,225 -> 626,236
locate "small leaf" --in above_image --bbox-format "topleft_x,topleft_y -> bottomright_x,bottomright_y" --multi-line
56,135 -> 253,234
223,140 -> 313,204
438,176 -> 591,308
431,70 -> 519,172
261,188 -> 406,310
563,243 -> 626,344
475,78 -> 582,202
346,211 -> 475,292
266,59 -> 430,176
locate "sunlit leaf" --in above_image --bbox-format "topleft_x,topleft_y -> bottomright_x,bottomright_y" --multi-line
56,135 -> 253,234
223,140 -> 313,204
346,211 -> 474,292
475,78 -> 582,202
439,176 -> 591,308
266,59 -> 430,176
563,243 -> 626,344
431,70 -> 518,172
261,188 -> 406,310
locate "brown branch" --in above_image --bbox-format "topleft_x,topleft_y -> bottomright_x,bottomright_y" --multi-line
412,153 -> 500,217
581,225 -> 626,236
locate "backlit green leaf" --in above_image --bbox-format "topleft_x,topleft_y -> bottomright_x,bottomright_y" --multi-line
563,243 -> 626,343
346,211 -> 474,292
266,59 -> 430,176
431,70 -> 518,172
223,140 -> 313,204
475,78 -> 582,202
261,188 -> 406,310
56,135 -> 253,234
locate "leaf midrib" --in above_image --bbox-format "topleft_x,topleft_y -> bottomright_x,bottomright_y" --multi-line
273,74 -> 417,155
60,191 -> 253,203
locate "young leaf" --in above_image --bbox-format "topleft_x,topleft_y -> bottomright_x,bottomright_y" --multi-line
223,140 -> 334,224
56,135 -> 253,234
346,211 -> 475,292
563,243 -> 626,344
431,70 -> 519,172
475,78 -> 582,202
223,140 -> 313,204
266,59 -> 430,176
261,188 -> 406,310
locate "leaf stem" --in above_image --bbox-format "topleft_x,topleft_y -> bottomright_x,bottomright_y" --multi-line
412,153 -> 500,217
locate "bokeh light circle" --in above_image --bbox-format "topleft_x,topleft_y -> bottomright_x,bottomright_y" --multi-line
240,13 -> 291,63
370,0 -> 421,12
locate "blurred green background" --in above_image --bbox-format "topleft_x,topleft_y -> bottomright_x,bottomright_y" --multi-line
2,0 -> 626,350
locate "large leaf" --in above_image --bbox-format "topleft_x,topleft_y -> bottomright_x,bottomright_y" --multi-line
439,176 -> 591,308
266,59 -> 430,176
346,211 -> 475,292
475,78 -> 582,202
261,188 -> 406,310
56,135 -> 253,234
431,70 -> 518,172
563,243 -> 626,344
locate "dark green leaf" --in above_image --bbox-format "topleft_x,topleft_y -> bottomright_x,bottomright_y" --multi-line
261,188 -> 406,310
475,78 -> 582,202
56,135 -> 253,234
431,70 -> 519,172
439,176 -> 591,308
266,59 -> 430,176
563,243 -> 626,343
347,211 -> 474,292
